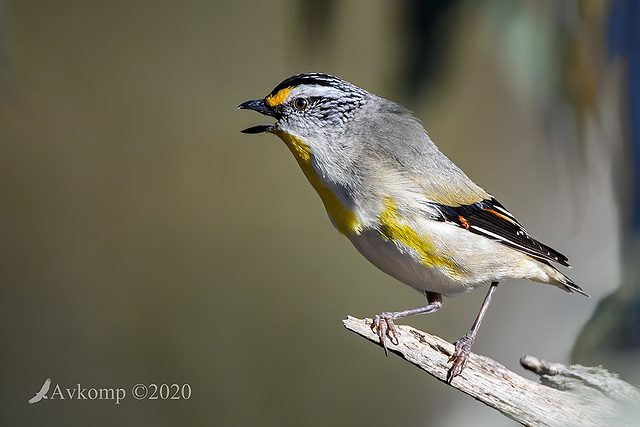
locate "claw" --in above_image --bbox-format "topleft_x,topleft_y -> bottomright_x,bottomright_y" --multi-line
447,334 -> 474,382
371,313 -> 399,356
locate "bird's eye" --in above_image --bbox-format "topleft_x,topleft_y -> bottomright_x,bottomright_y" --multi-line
294,97 -> 308,110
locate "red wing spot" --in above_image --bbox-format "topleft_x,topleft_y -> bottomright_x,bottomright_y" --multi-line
458,215 -> 469,229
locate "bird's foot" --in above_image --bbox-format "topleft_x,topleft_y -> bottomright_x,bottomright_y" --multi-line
447,333 -> 474,382
371,313 -> 400,356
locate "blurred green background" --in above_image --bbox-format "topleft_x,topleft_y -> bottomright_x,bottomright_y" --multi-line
1,1 -> 637,426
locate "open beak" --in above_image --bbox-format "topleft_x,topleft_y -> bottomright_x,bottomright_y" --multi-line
238,99 -> 279,134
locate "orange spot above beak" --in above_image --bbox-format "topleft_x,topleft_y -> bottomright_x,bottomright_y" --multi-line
265,86 -> 294,108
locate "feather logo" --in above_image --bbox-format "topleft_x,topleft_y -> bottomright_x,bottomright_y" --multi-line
28,378 -> 51,404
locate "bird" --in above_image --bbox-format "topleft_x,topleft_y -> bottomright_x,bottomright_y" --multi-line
28,378 -> 51,404
238,72 -> 588,380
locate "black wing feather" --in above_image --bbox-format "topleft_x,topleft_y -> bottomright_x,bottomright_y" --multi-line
435,198 -> 570,266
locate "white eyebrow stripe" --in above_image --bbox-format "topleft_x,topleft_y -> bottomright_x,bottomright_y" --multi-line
288,85 -> 344,100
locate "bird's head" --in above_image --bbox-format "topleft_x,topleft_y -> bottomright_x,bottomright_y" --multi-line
238,73 -> 369,145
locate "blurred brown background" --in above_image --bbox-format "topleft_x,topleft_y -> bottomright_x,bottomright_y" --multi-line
1,1 -> 637,426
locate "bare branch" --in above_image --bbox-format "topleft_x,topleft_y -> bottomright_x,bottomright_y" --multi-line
343,316 -> 640,426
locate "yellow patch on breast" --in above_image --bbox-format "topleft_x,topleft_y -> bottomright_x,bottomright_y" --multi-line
378,197 -> 458,276
271,130 -> 362,236
265,86 -> 294,108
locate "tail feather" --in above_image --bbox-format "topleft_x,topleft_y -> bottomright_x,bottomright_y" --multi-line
561,277 -> 590,297
538,262 -> 590,297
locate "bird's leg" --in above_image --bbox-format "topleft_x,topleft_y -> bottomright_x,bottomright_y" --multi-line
372,292 -> 442,356
447,281 -> 500,382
